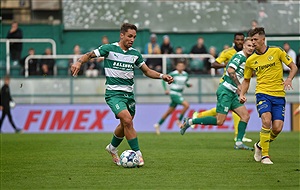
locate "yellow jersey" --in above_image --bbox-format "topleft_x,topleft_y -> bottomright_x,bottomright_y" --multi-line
216,46 -> 241,82
244,46 -> 293,97
216,47 -> 238,65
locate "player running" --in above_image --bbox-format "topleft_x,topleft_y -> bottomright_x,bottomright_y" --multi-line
180,37 -> 255,150
240,27 -> 298,164
192,33 -> 253,142
154,62 -> 192,135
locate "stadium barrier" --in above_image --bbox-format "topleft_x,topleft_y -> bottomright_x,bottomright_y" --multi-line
0,38 -> 57,75
24,53 -> 216,77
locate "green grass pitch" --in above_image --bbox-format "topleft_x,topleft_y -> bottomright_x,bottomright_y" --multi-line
1,132 -> 299,189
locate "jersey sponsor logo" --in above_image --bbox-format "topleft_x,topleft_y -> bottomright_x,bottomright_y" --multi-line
285,54 -> 291,61
113,61 -> 134,69
254,62 -> 275,72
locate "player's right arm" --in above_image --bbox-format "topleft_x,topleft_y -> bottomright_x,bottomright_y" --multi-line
240,60 -> 253,104
71,51 -> 97,76
211,49 -> 230,69
211,61 -> 226,69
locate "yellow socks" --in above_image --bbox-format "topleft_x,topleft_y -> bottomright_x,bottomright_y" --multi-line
197,107 -> 217,118
260,127 -> 271,157
270,130 -> 278,142
232,112 -> 240,137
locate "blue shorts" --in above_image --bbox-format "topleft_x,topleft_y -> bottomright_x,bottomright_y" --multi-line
255,93 -> 286,121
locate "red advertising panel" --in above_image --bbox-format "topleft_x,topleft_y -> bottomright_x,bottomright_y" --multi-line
1,103 -> 291,133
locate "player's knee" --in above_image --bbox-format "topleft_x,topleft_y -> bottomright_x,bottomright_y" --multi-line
272,127 -> 282,134
262,119 -> 272,128
240,113 -> 250,122
121,117 -> 133,128
216,118 -> 225,126
183,103 -> 189,109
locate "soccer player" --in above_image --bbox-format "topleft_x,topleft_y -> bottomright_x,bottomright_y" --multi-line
180,37 -> 255,150
240,27 -> 298,164
154,62 -> 192,135
70,23 -> 173,167
192,33 -> 252,143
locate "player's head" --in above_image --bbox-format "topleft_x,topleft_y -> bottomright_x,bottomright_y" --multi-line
4,75 -> 10,84
175,62 -> 186,72
248,27 -> 266,51
233,32 -> 245,50
243,37 -> 255,57
120,23 -> 137,49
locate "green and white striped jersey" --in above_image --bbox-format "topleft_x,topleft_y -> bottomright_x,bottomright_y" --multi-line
94,42 -> 145,93
163,70 -> 190,95
221,50 -> 246,93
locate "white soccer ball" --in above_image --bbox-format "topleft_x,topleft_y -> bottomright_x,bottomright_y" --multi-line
9,101 -> 16,108
120,150 -> 139,168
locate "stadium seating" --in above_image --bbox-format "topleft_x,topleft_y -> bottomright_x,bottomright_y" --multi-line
56,59 -> 69,76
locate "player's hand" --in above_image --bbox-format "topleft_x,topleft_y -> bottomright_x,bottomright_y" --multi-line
239,95 -> 247,104
71,62 -> 82,77
162,74 -> 173,84
165,90 -> 170,95
0,106 -> 3,110
283,78 -> 293,90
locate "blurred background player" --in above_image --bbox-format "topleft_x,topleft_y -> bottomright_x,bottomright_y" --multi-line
70,23 -> 173,167
180,37 -> 254,150
0,75 -> 22,133
193,32 -> 253,142
240,27 -> 298,164
154,62 -> 192,135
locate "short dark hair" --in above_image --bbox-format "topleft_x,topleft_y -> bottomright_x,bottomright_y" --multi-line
248,27 -> 265,37
120,23 -> 137,34
234,32 -> 245,39
4,75 -> 10,80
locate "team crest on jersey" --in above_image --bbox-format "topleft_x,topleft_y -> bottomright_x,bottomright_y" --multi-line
268,56 -> 273,61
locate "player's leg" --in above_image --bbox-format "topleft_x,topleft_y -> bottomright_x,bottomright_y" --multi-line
180,87 -> 224,135
154,106 -> 175,135
123,95 -> 144,167
195,107 -> 217,118
232,111 -> 252,142
179,100 -> 189,122
269,97 -> 285,142
0,111 -> 7,132
259,112 -> 273,164
232,105 -> 253,150
6,111 -> 21,133
255,94 -> 273,164
105,95 -> 127,165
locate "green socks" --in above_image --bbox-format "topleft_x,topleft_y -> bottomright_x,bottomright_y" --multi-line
192,116 -> 217,125
111,134 -> 124,148
236,121 -> 247,142
128,137 -> 140,151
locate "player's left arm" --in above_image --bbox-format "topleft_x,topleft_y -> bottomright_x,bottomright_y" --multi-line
284,62 -> 298,90
280,49 -> 298,90
140,64 -> 173,84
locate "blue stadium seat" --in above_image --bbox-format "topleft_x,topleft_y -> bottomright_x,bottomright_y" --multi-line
56,59 -> 69,76
189,59 -> 204,73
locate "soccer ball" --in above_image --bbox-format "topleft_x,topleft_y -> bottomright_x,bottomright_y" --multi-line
9,101 -> 16,108
120,150 -> 139,168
